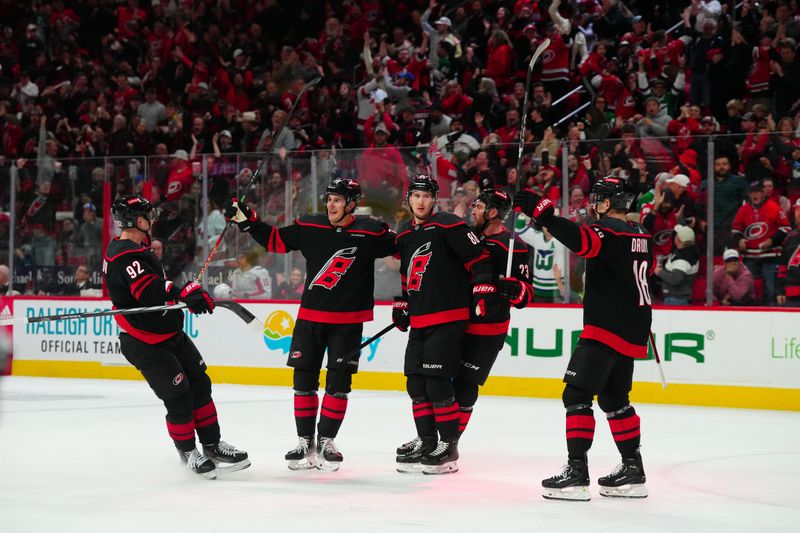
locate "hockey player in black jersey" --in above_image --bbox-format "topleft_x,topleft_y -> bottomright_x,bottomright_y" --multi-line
393,175 -> 494,475
225,178 -> 396,471
515,177 -> 653,500
103,195 -> 249,480
454,189 -> 533,437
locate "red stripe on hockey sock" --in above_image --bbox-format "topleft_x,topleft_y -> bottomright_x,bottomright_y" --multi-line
608,414 -> 640,433
413,402 -> 433,412
414,408 -> 434,418
166,419 -> 195,441
566,414 -> 596,431
458,409 -> 473,432
566,429 -> 595,439
193,401 -> 218,428
434,403 -> 460,423
609,414 -> 641,441
294,394 -> 319,410
320,394 -> 348,420
612,428 -> 641,442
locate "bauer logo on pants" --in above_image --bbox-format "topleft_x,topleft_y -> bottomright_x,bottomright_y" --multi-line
172,372 -> 185,386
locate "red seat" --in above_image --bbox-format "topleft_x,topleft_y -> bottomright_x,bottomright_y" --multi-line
691,276 -> 708,303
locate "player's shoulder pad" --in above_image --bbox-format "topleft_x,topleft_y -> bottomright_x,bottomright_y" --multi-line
484,230 -> 529,252
104,238 -> 146,262
396,219 -> 413,237
429,212 -> 467,227
350,215 -> 393,234
296,213 -> 330,227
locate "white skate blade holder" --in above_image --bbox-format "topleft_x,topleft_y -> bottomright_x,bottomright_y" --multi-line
212,458 -> 251,473
316,458 -> 341,472
422,461 -> 458,475
599,483 -> 648,498
287,456 -> 318,471
542,486 -> 591,501
396,460 -> 426,474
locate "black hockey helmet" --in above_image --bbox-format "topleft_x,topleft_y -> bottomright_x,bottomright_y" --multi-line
407,174 -> 439,199
325,178 -> 362,206
112,194 -> 155,229
589,176 -> 635,212
473,188 -> 511,220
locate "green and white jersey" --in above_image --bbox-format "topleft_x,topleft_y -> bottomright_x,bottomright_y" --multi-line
516,223 -> 566,300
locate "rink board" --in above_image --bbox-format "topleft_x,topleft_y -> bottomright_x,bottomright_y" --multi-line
7,298 -> 800,411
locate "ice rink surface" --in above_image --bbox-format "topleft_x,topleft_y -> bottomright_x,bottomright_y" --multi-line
0,376 -> 798,533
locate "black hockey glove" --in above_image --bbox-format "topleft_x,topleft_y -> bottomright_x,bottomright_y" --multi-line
223,198 -> 259,232
179,281 -> 215,314
512,188 -> 542,218
496,277 -> 529,307
472,283 -> 503,317
531,197 -> 555,227
392,297 -> 410,332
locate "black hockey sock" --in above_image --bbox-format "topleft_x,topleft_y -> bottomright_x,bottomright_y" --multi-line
412,398 -> 436,438
293,392 -> 319,437
458,405 -> 473,434
606,405 -> 641,459
433,399 -> 460,441
566,406 -> 595,460
317,393 -> 348,438
166,414 -> 196,452
193,400 -> 221,446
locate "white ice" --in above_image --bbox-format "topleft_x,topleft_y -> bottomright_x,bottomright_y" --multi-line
0,376 -> 798,533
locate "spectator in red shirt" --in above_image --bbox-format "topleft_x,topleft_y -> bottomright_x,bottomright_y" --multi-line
165,149 -> 195,202
713,249 -> 755,306
732,180 -> 792,304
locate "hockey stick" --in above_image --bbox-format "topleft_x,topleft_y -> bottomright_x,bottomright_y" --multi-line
332,322 -> 396,389
649,331 -> 668,388
507,39 -> 551,264
0,300 -> 263,333
194,76 -> 322,283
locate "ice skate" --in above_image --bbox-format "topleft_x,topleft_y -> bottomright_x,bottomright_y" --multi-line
179,448 -> 217,480
598,451 -> 648,498
202,441 -> 251,472
396,436 -> 437,473
542,458 -> 590,501
285,436 -> 318,470
421,438 -> 459,475
316,437 -> 343,472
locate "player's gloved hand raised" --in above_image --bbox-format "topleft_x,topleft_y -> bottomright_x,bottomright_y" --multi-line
223,198 -> 258,232
179,281 -> 215,315
496,277 -> 529,306
531,197 -> 555,226
472,283 -> 503,317
392,297 -> 410,332
512,189 -> 542,218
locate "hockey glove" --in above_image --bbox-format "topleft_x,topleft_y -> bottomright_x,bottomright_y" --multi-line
512,189 -> 542,218
392,297 -> 410,332
531,197 -> 555,226
472,283 -> 502,317
223,198 -> 259,232
496,277 -> 529,307
179,281 -> 215,315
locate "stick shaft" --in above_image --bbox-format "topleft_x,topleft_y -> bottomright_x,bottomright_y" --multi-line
649,331 -> 668,388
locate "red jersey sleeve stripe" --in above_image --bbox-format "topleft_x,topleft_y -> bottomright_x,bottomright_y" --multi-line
268,226 -> 287,253
464,250 -> 490,271
130,273 -> 158,300
578,226 -> 602,258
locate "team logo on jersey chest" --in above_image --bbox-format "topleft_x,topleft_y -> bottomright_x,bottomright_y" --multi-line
407,242 -> 432,292
745,222 -> 769,241
309,247 -> 358,290
653,229 -> 673,246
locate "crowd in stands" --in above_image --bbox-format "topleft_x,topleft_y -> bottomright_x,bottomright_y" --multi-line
1,0 -> 800,306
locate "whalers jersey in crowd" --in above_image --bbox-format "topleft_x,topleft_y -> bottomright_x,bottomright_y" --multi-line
466,229 -> 533,335
103,238 -> 184,343
545,215 -> 654,358
248,214 -> 396,323
396,212 -> 492,328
